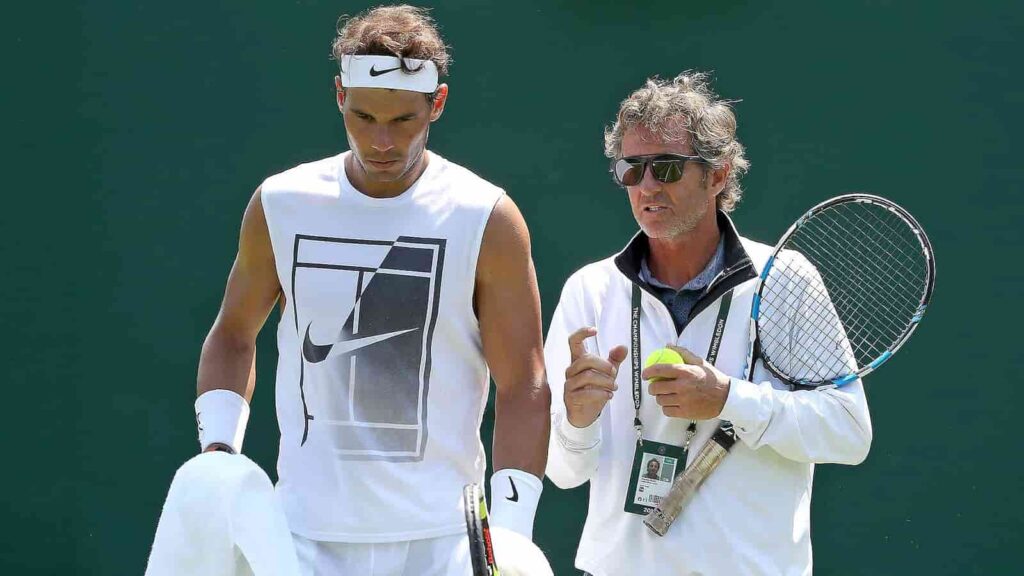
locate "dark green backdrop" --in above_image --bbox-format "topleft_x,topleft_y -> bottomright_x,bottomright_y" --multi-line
2,1 -> 1020,574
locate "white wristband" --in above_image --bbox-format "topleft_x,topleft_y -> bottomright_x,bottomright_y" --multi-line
195,389 -> 250,454
488,469 -> 543,540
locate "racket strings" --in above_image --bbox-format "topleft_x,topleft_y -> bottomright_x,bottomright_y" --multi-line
828,205 -> 929,318
760,257 -> 854,380
759,201 -> 929,382
787,205 -> 924,365
797,207 -> 924,310
804,235 -> 920,315
789,227 -> 920,336
830,207 -> 927,302
784,226 -> 918,367
801,208 -> 925,312
784,236 -> 910,325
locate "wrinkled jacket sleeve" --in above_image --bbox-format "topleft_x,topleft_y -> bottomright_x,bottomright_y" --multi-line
719,373 -> 872,464
544,273 -> 603,488
719,251 -> 873,465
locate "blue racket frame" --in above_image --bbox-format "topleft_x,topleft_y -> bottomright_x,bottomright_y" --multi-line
742,194 -> 936,388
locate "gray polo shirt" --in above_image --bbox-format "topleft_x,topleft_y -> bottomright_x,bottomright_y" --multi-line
639,238 -> 725,333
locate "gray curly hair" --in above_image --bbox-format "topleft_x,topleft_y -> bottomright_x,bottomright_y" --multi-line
604,71 -> 750,213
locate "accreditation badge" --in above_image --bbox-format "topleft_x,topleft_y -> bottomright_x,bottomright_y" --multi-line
623,439 -> 686,515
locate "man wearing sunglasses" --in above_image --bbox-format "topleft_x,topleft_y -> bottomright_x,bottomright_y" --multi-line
544,72 -> 871,575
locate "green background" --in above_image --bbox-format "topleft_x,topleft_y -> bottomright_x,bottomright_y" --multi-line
3,0 -> 1020,573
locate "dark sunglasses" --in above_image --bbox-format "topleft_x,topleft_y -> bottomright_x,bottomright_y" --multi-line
610,153 -> 706,187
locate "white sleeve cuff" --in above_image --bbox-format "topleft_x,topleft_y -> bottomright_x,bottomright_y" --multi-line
555,411 -> 601,452
718,378 -> 773,436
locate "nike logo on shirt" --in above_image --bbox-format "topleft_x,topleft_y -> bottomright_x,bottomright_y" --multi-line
302,324 -> 418,363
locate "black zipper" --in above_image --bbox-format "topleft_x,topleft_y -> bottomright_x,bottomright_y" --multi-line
634,258 -> 756,338
688,259 -> 756,322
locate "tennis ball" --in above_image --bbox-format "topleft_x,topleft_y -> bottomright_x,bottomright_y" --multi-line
644,348 -> 685,382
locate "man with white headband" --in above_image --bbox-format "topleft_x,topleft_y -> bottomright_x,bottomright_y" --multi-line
192,6 -> 550,575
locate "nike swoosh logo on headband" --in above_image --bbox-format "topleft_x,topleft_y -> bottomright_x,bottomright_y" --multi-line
369,65 -> 401,77
302,324 -> 418,363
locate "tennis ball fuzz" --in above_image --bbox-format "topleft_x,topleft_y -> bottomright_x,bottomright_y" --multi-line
644,348 -> 685,381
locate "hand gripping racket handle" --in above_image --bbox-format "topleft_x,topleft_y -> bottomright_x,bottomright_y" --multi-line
644,426 -> 737,536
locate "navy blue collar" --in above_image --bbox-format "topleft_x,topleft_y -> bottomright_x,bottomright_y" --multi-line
639,236 -> 725,293
614,211 -> 757,329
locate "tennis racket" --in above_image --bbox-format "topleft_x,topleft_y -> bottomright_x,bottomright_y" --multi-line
463,483 -> 500,576
644,193 -> 936,536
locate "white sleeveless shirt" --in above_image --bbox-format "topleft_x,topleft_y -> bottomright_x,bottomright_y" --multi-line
260,152 -> 504,542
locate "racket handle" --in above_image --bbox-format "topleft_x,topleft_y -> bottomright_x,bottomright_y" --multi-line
463,484 -> 499,576
644,427 -> 736,536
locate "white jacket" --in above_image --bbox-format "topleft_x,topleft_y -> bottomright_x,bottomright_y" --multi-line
545,214 -> 872,576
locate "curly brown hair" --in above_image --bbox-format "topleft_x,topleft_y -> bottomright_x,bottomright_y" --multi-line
604,71 -> 750,213
331,5 -> 451,79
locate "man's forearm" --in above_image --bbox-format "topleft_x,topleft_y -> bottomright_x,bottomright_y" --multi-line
194,328 -> 258,453
197,326 -> 257,400
492,382 -> 551,478
489,381 -> 550,539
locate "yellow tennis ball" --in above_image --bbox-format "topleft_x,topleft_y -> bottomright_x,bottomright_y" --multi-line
644,348 -> 685,381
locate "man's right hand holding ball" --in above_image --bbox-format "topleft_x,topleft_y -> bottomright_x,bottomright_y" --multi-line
564,327 -> 628,428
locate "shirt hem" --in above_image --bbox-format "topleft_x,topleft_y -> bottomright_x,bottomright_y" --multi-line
287,520 -> 466,544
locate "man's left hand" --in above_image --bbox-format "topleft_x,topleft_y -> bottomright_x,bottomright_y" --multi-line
642,345 -> 731,420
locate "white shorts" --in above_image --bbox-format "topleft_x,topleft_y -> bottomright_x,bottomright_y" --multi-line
292,532 -> 471,576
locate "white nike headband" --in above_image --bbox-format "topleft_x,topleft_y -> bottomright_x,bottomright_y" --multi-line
340,54 -> 439,93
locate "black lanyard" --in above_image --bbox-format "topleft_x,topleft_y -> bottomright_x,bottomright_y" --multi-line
630,283 -> 734,444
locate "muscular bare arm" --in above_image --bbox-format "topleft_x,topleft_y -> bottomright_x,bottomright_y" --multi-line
475,196 -> 550,478
196,187 -> 281,406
